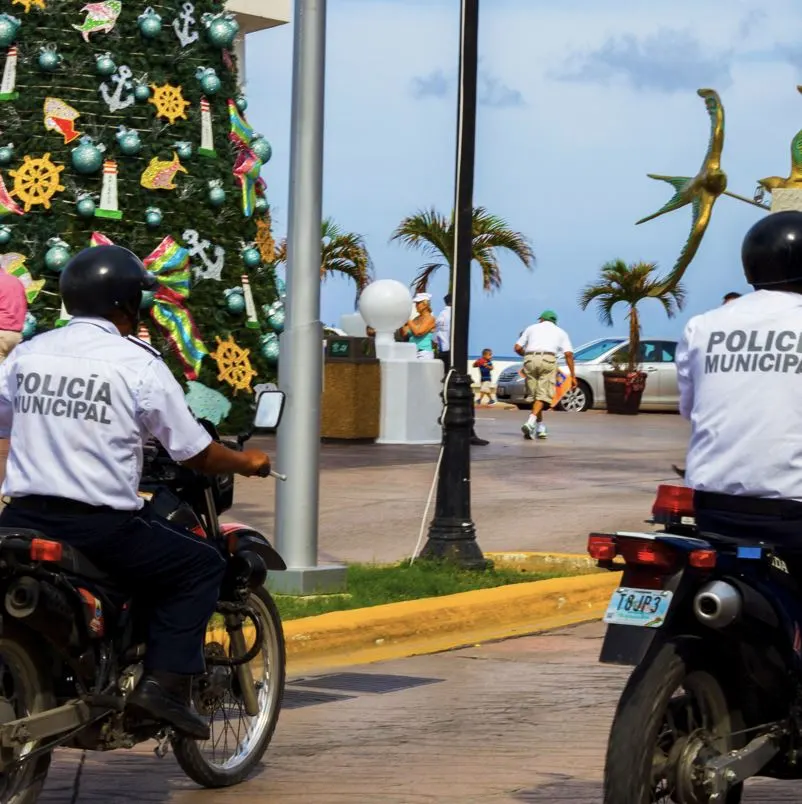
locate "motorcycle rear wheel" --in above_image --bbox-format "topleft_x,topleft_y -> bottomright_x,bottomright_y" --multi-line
172,586 -> 285,788
604,639 -> 743,804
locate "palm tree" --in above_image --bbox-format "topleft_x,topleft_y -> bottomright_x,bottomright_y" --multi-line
578,260 -> 685,374
275,218 -> 374,304
390,206 -> 534,293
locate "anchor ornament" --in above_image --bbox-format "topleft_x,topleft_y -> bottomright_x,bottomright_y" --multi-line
99,64 -> 134,113
172,2 -> 198,48
183,229 -> 224,281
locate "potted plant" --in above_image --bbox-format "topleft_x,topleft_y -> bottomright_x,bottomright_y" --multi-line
579,260 -> 685,415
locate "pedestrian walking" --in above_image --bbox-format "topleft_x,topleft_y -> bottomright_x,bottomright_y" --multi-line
515,310 -> 576,440
0,270 -> 26,363
474,349 -> 495,405
436,293 -> 451,365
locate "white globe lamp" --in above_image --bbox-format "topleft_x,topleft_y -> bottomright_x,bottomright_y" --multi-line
359,279 -> 412,348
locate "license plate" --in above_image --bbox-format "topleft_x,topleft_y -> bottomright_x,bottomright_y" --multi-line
603,587 -> 673,628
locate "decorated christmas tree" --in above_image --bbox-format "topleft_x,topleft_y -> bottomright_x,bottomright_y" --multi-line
0,0 -> 284,432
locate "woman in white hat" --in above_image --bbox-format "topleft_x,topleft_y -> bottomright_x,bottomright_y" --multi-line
402,293 -> 437,359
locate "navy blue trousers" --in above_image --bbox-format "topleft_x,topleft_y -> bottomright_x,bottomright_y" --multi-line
0,505 -> 226,675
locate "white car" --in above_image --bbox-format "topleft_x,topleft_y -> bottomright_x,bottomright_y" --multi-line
495,337 -> 680,412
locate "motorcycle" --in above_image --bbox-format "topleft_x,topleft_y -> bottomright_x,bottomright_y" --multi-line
591,472 -> 802,802
0,389 -> 288,803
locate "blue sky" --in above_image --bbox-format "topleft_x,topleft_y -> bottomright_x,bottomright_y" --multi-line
246,0 -> 802,355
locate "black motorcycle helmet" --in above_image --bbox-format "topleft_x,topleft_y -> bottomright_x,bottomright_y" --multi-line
742,210 -> 802,288
59,245 -> 157,324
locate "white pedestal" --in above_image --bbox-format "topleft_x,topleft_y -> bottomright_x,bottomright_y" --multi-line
770,189 -> 802,212
376,357 -> 443,445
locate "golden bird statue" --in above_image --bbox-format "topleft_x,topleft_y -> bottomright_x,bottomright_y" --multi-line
636,88 -> 728,294
757,86 -> 802,195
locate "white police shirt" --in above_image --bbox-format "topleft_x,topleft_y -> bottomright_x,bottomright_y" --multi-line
0,317 -> 212,511
677,289 -> 802,500
516,321 -> 573,355
435,305 -> 451,352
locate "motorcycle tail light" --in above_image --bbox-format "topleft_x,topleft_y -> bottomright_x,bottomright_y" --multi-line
30,538 -> 63,562
689,549 -> 717,569
588,533 -> 616,560
652,485 -> 695,520
617,537 -> 676,570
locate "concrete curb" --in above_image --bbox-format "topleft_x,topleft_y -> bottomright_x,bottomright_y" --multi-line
284,569 -> 621,673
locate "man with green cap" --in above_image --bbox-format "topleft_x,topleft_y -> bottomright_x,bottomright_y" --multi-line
514,310 -> 576,439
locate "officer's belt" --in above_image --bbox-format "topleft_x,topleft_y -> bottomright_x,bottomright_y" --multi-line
7,495 -> 116,516
525,351 -> 556,357
695,490 -> 802,519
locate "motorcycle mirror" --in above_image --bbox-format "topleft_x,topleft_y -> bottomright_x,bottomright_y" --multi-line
253,390 -> 286,433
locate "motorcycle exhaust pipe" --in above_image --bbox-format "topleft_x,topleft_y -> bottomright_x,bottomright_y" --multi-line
694,581 -> 742,629
5,577 -> 77,649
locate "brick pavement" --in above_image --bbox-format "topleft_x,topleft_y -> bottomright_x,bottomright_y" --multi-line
40,623 -> 801,802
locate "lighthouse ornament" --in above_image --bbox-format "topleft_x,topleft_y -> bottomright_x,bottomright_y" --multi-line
94,159 -> 122,220
136,324 -> 151,344
241,274 -> 259,329
199,97 -> 216,158
56,298 -> 72,327
0,46 -> 18,101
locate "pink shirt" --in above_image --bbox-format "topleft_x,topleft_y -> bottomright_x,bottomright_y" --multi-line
0,272 -> 27,332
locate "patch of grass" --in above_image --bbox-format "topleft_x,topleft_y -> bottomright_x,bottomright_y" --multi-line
272,559 -> 583,621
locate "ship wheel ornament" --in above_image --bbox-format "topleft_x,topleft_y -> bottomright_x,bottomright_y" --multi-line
210,334 -> 256,393
9,153 -> 65,211
148,83 -> 191,124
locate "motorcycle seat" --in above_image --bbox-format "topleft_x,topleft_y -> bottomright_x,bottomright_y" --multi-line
0,527 -> 111,583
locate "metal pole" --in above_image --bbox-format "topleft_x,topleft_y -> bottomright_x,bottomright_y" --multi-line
420,0 -> 487,568
273,0 -> 345,594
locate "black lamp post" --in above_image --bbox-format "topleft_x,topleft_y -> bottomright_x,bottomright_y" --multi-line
419,0 -> 487,568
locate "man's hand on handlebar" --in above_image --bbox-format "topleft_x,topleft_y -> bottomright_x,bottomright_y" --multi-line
241,449 -> 272,478
182,441 -> 272,478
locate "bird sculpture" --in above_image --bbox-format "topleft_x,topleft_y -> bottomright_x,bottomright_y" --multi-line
636,89 -> 728,294
757,87 -> 802,195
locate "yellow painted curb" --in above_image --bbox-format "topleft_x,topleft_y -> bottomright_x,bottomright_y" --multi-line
283,570 -> 622,673
485,551 -> 602,572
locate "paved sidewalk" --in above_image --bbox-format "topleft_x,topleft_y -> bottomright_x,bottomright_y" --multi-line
232,410 -> 690,564
41,623 -> 799,802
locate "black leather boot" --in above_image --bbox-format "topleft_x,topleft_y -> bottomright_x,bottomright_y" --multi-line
127,670 -> 210,741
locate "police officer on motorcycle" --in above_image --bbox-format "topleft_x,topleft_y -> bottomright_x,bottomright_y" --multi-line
0,245 -> 273,741
678,210 -> 802,543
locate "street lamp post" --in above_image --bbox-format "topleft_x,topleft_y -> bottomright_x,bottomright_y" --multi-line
419,0 -> 487,568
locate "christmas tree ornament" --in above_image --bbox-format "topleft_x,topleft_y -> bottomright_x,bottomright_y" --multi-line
9,153 -> 65,211
21,312 -> 36,339
75,194 -> 96,218
195,67 -> 221,96
99,65 -> 135,113
137,7 -> 162,39
254,196 -> 268,214
149,82 -> 190,124
0,47 -> 19,101
136,323 -> 151,342
73,1 -> 121,42
232,147 -> 263,218
173,140 -> 192,160
140,152 -> 187,190
140,290 -> 154,310
115,125 -> 141,156
210,335 -> 256,393
235,94 -> 247,113
185,381 -> 231,426
144,206 -> 162,228
144,236 -> 208,379
182,229 -> 224,281
172,2 -> 198,48
95,52 -> 116,77
250,136 -> 272,163
37,45 -> 61,72
255,215 -> 275,263
88,231 -> 113,247
44,237 -> 70,272
199,97 -> 216,157
0,225 -> 10,245
207,179 -> 225,207
0,14 -> 21,48
12,0 -> 46,13
133,82 -> 151,103
224,287 -> 245,314
0,144 -> 12,166
71,136 -> 105,175
95,160 -> 122,220
201,11 -> 239,49
241,274 -> 259,329
275,276 -> 286,298
43,97 -> 81,144
228,98 -> 254,148
266,300 -> 285,334
56,298 -> 71,327
0,172 -> 24,217
0,253 -> 45,301
259,332 -> 279,364
241,245 -> 260,269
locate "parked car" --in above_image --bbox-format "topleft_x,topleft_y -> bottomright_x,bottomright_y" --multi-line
495,337 -> 680,412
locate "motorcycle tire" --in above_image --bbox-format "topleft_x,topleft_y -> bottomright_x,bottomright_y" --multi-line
604,638 -> 743,804
0,626 -> 56,804
172,586 -> 286,788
